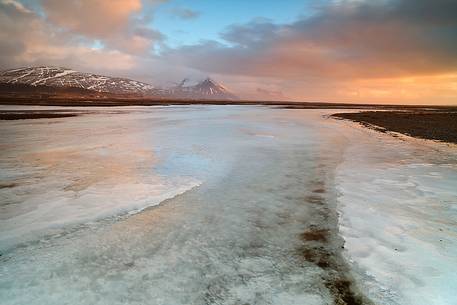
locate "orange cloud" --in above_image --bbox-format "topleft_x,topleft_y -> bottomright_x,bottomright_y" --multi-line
40,0 -> 166,55
164,0 -> 457,103
41,0 -> 142,38
1,0 -> 456,104
0,1 -> 136,72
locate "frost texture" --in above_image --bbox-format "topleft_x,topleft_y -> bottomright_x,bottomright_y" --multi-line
1,106 -> 456,305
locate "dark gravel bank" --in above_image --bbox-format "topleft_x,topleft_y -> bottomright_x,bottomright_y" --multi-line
332,111 -> 457,144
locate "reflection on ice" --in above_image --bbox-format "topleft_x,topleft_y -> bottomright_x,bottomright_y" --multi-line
0,105 -> 456,305
0,107 -> 202,250
1,106 -> 341,305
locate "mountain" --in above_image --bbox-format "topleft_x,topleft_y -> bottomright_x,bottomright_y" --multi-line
0,66 -> 237,101
169,78 -> 238,100
0,66 -> 162,97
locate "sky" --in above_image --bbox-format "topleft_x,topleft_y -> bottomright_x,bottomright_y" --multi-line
1,0 -> 457,104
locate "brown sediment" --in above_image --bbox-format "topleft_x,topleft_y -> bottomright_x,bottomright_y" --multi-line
300,247 -> 332,269
0,182 -> 18,189
299,179 -> 371,305
331,111 -> 457,144
326,279 -> 366,305
304,195 -> 325,205
301,228 -> 329,242
299,226 -> 367,305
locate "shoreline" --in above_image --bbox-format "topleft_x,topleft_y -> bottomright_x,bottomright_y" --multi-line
0,111 -> 79,120
331,110 -> 457,144
3,104 -> 457,147
1,97 -> 457,110
333,115 -> 457,304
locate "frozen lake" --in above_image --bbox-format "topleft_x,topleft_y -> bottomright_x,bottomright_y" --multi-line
0,105 -> 456,305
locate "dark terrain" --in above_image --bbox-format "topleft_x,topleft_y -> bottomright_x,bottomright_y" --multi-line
0,111 -> 79,120
332,111 -> 457,144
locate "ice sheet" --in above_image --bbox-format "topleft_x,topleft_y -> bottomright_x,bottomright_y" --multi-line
335,121 -> 457,305
1,106 -> 339,305
1,105 -> 456,305
0,106 -> 209,250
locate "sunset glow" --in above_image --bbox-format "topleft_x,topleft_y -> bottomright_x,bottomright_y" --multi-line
2,2 -> 457,304
1,0 -> 456,103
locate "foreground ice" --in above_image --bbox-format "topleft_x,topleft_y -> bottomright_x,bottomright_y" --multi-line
1,106 -> 343,305
0,105 -> 456,305
0,106 -> 202,250
336,124 -> 457,305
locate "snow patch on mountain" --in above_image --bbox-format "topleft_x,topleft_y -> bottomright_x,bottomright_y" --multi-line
0,66 -> 238,100
170,78 -> 237,100
0,66 -> 157,95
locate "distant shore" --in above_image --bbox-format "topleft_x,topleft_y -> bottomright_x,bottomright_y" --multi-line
332,111 -> 457,144
1,96 -> 456,111
0,110 -> 79,120
2,99 -> 457,145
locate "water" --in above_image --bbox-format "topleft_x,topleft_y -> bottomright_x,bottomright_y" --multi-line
0,105 -> 456,305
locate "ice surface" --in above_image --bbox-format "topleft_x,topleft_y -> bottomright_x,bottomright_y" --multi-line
0,105 -> 456,305
335,121 -> 457,305
0,106 -> 204,250
0,106 -> 339,305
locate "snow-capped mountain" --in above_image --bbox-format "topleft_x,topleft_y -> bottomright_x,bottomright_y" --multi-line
170,78 -> 238,100
0,66 -> 158,96
0,66 -> 237,100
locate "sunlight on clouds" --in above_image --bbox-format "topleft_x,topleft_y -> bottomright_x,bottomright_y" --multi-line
0,0 -> 456,104
41,0 -> 143,38
1,0 -> 31,13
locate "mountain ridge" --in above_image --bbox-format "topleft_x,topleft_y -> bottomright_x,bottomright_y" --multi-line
0,66 -> 237,100
169,77 -> 237,100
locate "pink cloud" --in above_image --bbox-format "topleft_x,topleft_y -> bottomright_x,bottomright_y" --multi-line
41,0 -> 142,38
161,0 -> 457,103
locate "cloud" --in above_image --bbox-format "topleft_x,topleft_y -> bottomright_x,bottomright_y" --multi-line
161,0 -> 457,103
0,0 -> 175,78
1,0 -> 31,13
41,0 -> 142,38
1,0 -> 456,104
167,0 -> 457,79
0,0 -> 206,88
0,0 -> 137,72
169,7 -> 200,20
39,0 -> 167,55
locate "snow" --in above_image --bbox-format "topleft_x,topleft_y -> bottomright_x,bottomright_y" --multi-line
54,70 -> 76,78
0,67 -> 28,74
335,121 -> 457,305
0,66 -> 234,98
9,69 -> 33,83
0,66 -> 155,94
30,69 -> 76,85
